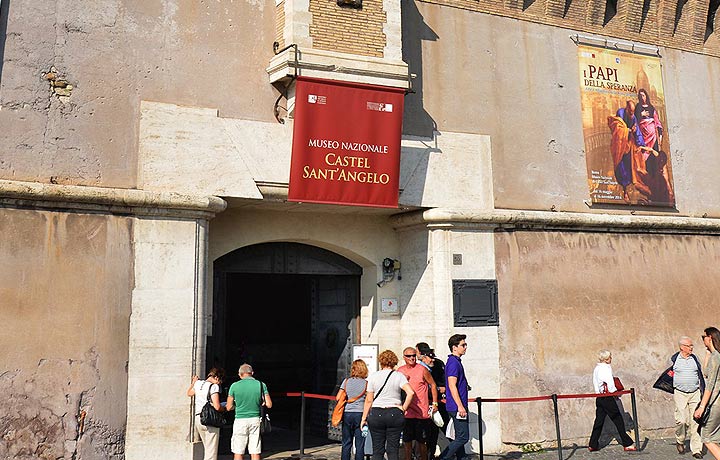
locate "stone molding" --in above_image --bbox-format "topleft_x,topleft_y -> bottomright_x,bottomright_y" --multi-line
0,179 -> 227,219
391,208 -> 720,234
267,47 -> 410,89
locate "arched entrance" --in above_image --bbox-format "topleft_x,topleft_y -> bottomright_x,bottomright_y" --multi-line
210,242 -> 362,446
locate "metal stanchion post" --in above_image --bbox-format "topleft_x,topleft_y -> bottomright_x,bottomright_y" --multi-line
299,391 -> 306,455
290,392 -> 324,460
630,388 -> 640,449
551,394 -> 562,460
477,398 -> 484,460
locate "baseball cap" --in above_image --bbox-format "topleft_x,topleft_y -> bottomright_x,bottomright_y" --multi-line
417,343 -> 436,358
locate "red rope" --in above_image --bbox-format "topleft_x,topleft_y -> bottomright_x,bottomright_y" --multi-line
480,395 -> 553,403
275,389 -> 632,403
556,390 -> 631,399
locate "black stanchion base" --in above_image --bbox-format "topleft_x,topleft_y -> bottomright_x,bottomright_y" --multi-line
287,455 -> 325,460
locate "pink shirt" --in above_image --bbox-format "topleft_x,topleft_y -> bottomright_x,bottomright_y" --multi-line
398,363 -> 430,419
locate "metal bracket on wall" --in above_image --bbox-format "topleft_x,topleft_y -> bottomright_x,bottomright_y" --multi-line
570,33 -> 661,57
272,42 -> 299,124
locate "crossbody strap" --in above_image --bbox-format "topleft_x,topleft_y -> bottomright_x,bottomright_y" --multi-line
204,381 -> 216,403
374,370 -> 394,399
346,381 -> 368,403
258,380 -> 266,406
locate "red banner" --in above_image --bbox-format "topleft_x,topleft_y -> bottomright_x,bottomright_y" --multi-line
288,77 -> 405,208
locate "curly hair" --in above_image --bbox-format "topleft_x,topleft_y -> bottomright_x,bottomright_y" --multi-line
350,359 -> 369,378
378,349 -> 399,368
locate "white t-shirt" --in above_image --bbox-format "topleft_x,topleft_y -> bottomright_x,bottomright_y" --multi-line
194,380 -> 221,415
367,369 -> 408,408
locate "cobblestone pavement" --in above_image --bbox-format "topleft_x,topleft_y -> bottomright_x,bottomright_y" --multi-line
219,435 -> 709,460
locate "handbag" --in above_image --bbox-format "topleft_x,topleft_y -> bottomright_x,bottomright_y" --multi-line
259,381 -> 271,434
199,382 -> 226,428
614,377 -> 625,392
332,379 -> 367,427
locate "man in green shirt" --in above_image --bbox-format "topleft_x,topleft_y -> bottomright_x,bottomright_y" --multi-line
227,364 -> 272,460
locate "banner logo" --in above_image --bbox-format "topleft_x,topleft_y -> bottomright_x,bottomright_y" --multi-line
308,94 -> 327,104
367,102 -> 393,112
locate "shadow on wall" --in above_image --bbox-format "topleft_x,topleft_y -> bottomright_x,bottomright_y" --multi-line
399,139 -> 443,205
402,0 -> 439,138
0,0 -> 10,84
395,230 -> 429,320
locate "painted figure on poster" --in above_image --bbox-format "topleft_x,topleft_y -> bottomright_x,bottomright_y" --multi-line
607,100 -> 640,201
607,94 -> 674,206
635,89 -> 663,152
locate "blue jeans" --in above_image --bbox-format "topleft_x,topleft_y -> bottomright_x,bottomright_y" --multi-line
341,411 -> 365,460
439,411 -> 469,460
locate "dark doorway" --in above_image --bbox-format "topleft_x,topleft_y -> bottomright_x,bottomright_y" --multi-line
210,243 -> 362,451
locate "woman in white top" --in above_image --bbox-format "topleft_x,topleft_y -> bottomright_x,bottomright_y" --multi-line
361,350 -> 414,460
588,350 -> 636,452
187,368 -> 226,460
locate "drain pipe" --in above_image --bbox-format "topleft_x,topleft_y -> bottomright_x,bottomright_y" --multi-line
189,219 -> 210,442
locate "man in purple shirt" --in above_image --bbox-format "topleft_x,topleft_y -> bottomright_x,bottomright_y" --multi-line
439,334 -> 469,460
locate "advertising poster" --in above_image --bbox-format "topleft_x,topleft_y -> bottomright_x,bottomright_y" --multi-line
288,77 -> 405,208
578,46 -> 675,207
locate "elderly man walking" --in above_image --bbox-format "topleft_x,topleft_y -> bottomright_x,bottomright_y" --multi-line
672,336 -> 706,458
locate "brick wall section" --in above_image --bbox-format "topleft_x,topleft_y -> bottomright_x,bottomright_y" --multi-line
309,0 -> 387,57
418,0 -> 720,57
276,1 -> 286,49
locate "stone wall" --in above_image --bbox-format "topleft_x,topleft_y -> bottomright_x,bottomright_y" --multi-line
494,229 -> 720,443
0,0 -> 278,188
402,1 -> 720,215
416,0 -> 720,56
0,208 -> 132,460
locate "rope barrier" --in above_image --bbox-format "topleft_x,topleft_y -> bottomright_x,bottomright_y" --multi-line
277,389 -> 630,402
273,387 -> 640,460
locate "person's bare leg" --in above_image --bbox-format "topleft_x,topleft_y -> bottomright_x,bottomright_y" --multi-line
404,442 -> 413,460
419,442 -> 428,460
705,442 -> 720,460
234,455 -> 244,460
251,454 -> 261,460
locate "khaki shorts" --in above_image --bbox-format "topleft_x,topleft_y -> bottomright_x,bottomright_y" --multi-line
231,417 -> 262,455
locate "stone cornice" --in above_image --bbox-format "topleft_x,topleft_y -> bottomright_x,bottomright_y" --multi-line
391,208 -> 720,235
0,180 -> 227,219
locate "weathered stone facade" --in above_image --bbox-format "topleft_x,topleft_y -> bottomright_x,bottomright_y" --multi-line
1,0 -> 720,458
0,208 -> 132,460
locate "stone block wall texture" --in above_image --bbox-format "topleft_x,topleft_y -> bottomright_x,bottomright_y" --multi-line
0,0 -> 278,189
417,0 -> 720,56
494,229 -> 720,443
0,208 -> 133,460
309,0 -> 387,57
402,1 -> 720,216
